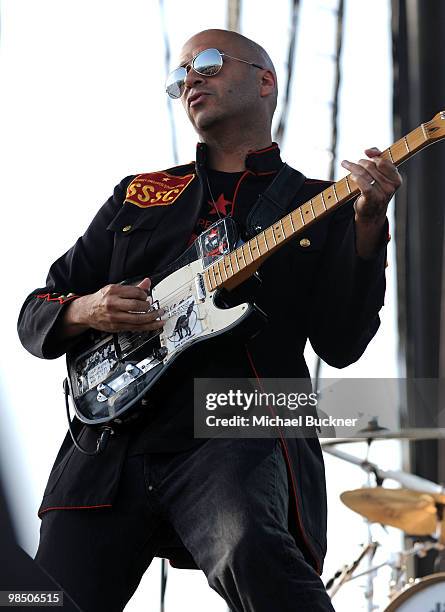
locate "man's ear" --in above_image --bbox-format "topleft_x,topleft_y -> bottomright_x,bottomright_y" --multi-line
259,70 -> 276,98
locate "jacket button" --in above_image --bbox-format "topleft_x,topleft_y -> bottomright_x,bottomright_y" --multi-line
299,238 -> 311,247
122,225 -> 132,232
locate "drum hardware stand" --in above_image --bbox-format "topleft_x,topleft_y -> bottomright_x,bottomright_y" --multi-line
364,440 -> 379,612
326,541 -> 379,598
327,540 -> 445,602
160,559 -> 168,612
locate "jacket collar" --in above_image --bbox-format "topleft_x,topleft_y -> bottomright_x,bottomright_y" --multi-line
195,141 -> 283,174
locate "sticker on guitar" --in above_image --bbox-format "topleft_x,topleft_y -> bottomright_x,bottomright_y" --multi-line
198,219 -> 231,268
163,296 -> 203,352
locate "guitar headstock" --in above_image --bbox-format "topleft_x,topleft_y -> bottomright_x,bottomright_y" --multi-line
424,110 -> 445,142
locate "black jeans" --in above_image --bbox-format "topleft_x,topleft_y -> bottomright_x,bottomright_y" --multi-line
35,438 -> 335,612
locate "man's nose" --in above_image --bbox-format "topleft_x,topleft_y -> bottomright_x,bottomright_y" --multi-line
183,66 -> 205,89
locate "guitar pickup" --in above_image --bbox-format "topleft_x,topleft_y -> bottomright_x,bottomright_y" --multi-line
195,273 -> 206,301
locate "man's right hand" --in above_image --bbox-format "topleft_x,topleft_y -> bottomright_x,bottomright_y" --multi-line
61,277 -> 165,338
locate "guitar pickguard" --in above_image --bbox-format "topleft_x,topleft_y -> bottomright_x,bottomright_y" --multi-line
66,218 -> 255,425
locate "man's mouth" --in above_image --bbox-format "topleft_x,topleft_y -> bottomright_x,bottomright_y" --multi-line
188,92 -> 210,108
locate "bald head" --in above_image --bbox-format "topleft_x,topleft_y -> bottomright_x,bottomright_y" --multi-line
179,29 -> 278,117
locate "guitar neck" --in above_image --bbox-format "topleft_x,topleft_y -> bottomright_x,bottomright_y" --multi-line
203,112 -> 445,293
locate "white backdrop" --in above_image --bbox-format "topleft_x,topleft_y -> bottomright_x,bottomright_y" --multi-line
0,1 -> 402,610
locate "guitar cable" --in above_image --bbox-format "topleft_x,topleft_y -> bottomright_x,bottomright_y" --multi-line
63,378 -> 114,455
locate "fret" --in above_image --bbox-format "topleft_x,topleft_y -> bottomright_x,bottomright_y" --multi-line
272,223 -> 282,244
226,255 -> 234,276
249,240 -> 256,261
210,265 -> 217,287
241,244 -> 250,265
388,146 -> 394,163
345,175 -> 351,194
237,246 -> 247,267
310,194 -> 324,216
281,217 -> 291,237
250,236 -> 260,257
404,136 -> 410,152
332,183 -> 339,202
243,242 -> 252,263
309,199 -> 316,218
230,251 -> 239,272
261,231 -> 269,252
389,140 -> 402,163
269,226 -> 277,246
289,213 -> 295,233
324,186 -> 336,208
421,123 -> 428,141
300,202 -> 315,221
299,207 -> 305,225
218,257 -> 229,280
321,191 -> 327,209
214,260 -> 222,281
218,260 -> 227,281
335,178 -> 350,200
405,130 -> 418,153
204,269 -> 213,292
290,210 -> 303,231
279,219 -> 286,239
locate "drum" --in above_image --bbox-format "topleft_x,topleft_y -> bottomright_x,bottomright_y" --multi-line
384,572 -> 445,610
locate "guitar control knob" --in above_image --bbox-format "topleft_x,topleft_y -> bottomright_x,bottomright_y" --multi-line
154,347 -> 168,361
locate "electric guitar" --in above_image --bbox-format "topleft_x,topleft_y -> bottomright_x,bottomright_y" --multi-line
66,111 -> 445,426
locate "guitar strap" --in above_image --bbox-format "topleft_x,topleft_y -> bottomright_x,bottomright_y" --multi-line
245,163 -> 306,238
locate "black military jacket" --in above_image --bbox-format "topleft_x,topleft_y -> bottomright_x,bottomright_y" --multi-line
17,143 -> 387,575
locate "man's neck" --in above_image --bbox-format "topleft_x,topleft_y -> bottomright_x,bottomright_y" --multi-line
200,132 -> 273,173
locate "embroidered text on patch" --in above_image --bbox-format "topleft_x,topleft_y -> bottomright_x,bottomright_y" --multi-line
125,172 -> 195,208
37,292 -> 79,305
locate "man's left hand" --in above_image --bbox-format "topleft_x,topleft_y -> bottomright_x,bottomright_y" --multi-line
341,147 -> 403,259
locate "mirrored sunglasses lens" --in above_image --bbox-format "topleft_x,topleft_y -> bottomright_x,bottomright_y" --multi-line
193,48 -> 222,76
166,67 -> 186,98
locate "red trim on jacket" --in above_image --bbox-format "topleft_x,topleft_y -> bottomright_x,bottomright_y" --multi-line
36,293 -> 79,305
247,143 -> 279,155
231,170 -> 253,216
38,504 -> 112,516
230,169 -> 279,216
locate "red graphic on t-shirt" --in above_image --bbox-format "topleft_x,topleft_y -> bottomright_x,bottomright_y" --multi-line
188,194 -> 233,247
208,194 -> 232,217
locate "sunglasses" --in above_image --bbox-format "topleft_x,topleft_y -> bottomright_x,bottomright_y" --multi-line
165,47 -> 264,99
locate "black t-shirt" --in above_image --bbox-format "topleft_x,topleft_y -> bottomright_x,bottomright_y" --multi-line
127,168 -> 265,454
187,168 -> 244,246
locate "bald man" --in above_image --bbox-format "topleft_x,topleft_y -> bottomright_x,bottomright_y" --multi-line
18,29 -> 400,612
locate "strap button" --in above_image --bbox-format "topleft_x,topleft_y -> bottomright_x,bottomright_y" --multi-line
299,238 -> 311,247
122,225 -> 132,232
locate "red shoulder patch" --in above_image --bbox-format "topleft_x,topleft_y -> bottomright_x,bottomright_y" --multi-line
125,171 -> 195,208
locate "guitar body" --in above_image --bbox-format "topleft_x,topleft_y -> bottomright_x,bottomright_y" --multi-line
67,256 -> 264,425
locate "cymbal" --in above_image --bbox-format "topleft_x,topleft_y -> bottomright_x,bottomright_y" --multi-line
340,487 -> 444,538
321,428 -> 445,447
